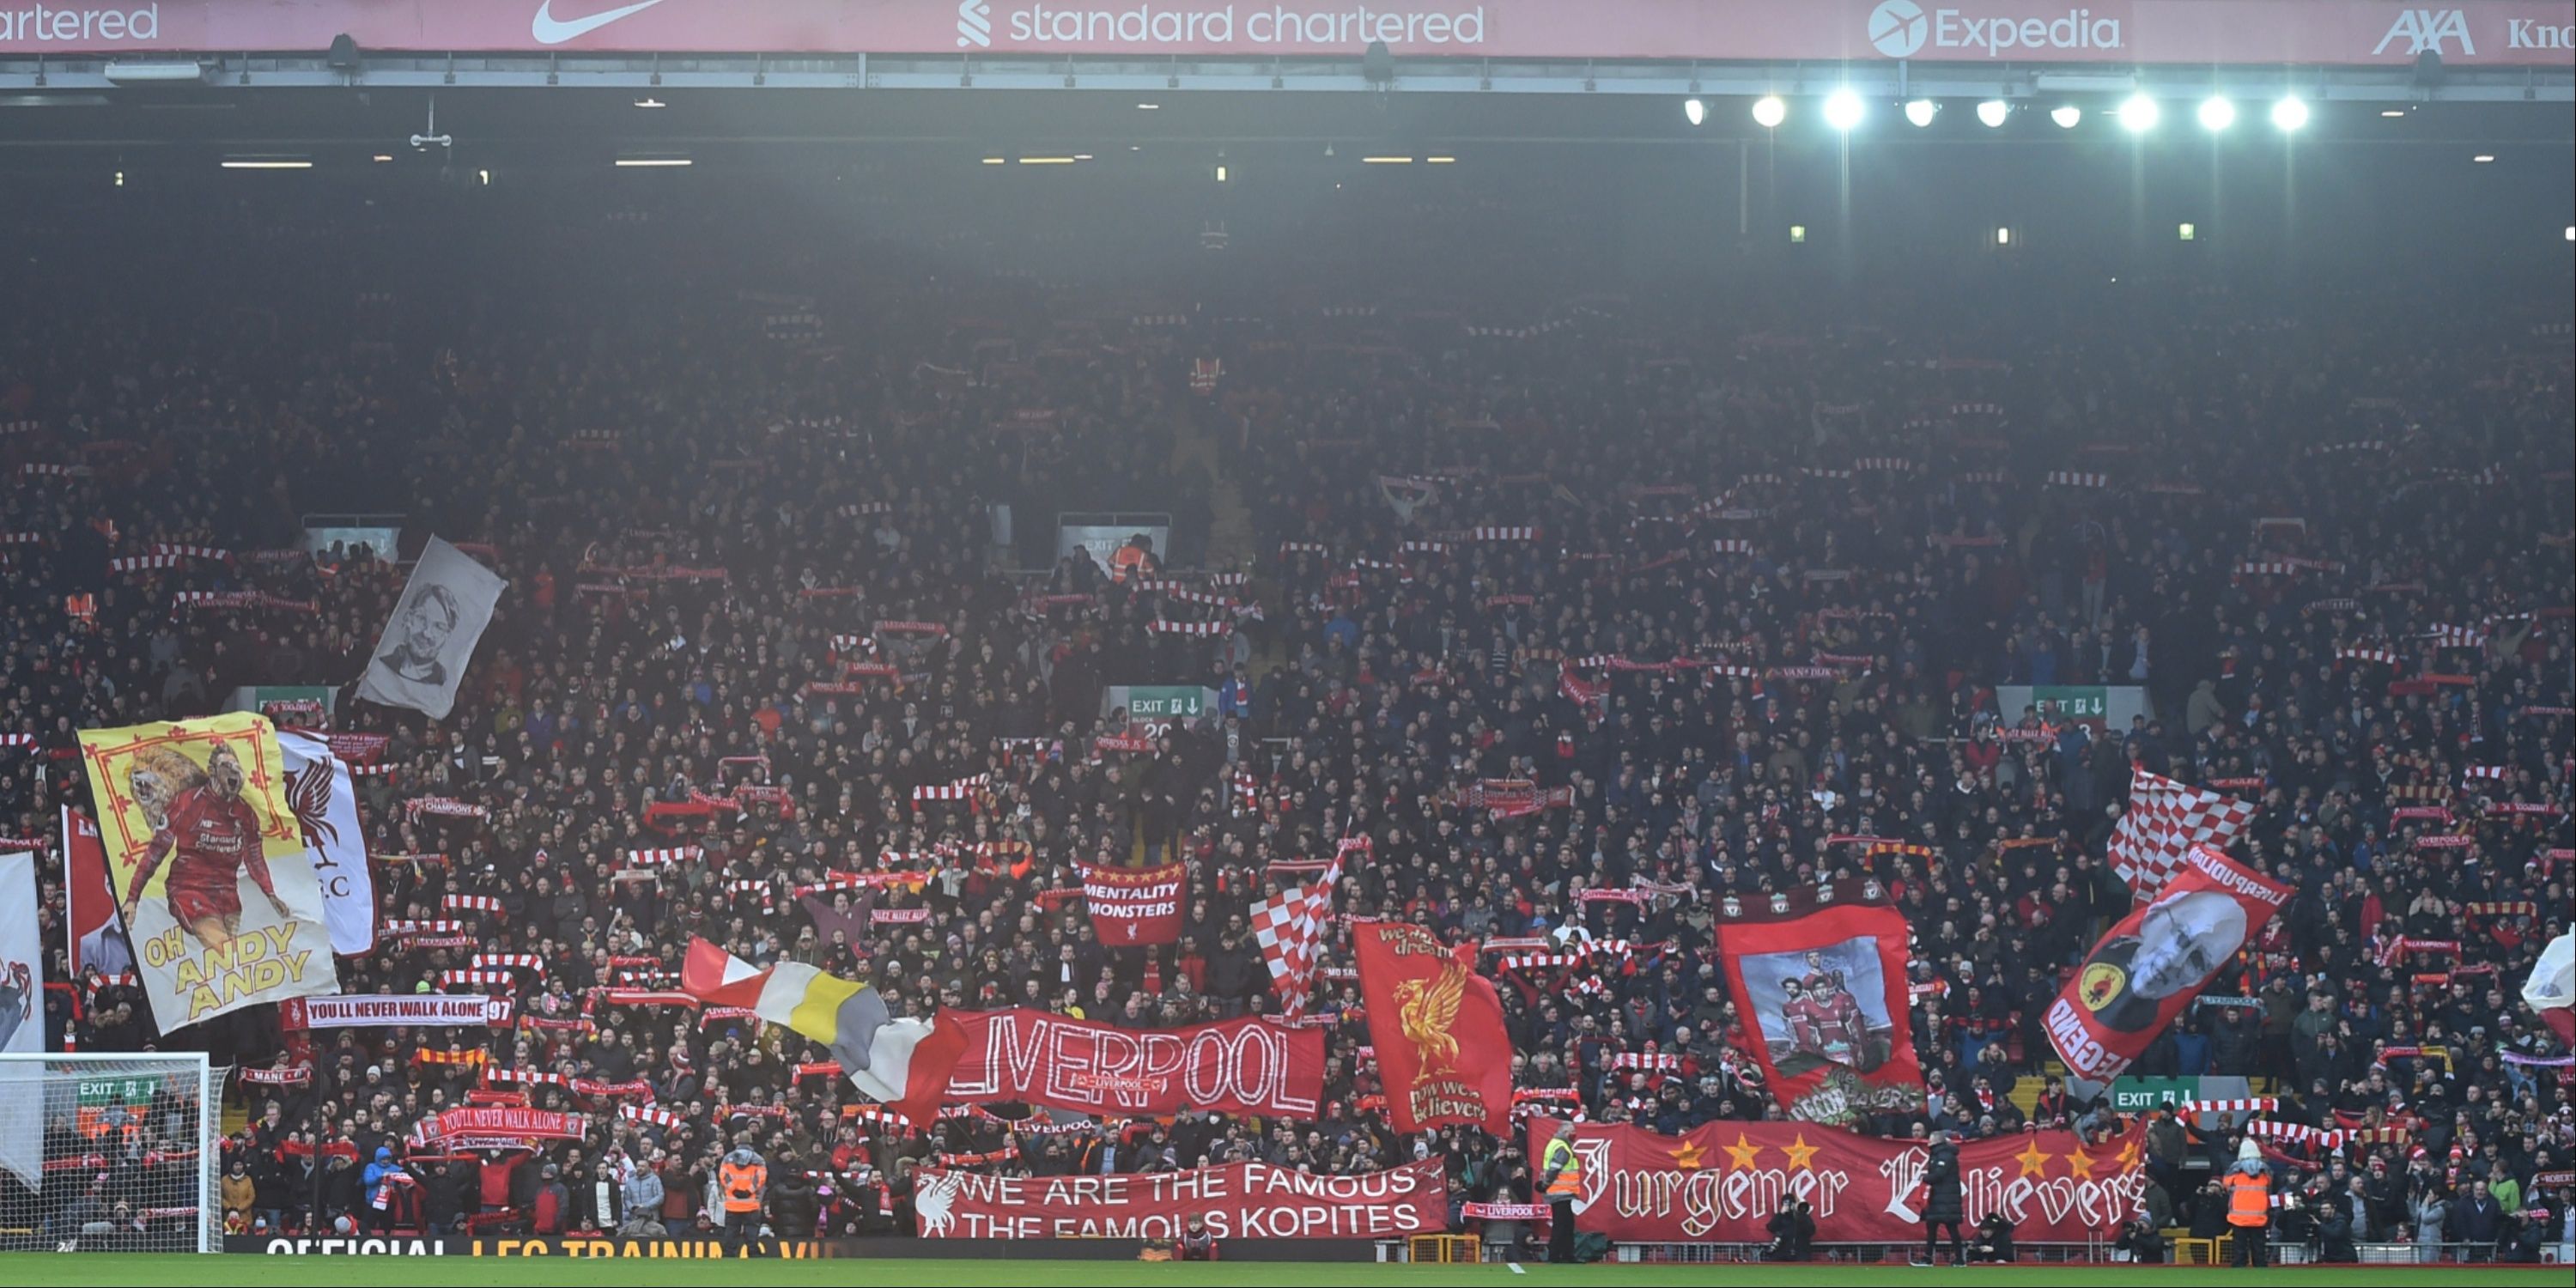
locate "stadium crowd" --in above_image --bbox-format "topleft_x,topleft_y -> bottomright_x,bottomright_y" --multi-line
2,203 -> 2570,1259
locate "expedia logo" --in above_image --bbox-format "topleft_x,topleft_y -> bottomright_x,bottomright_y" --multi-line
1867,2 -> 2123,58
956,0 -> 992,46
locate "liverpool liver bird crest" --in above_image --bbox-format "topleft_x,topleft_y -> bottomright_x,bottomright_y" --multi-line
1394,961 -> 1467,1072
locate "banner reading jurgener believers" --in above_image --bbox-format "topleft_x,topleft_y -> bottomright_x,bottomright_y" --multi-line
1528,1118 -> 2147,1244
914,1158 -> 1445,1240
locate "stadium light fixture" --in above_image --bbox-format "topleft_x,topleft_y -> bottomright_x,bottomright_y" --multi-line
2179,222 -> 2196,240
220,157 -> 312,169
2196,96 -> 2236,132
1996,227 -> 2011,246
1685,97 -> 1705,126
1753,96 -> 1787,129
1136,101 -> 1160,110
1977,100 -> 2010,129
1362,155 -> 1415,163
615,156 -> 693,167
1018,156 -> 1077,164
1425,155 -> 1456,164
2050,105 -> 2082,130
2118,94 -> 2160,133
1789,224 -> 1806,244
2472,154 -> 2495,163
633,96 -> 667,109
2566,226 -> 2574,242
113,170 -> 124,186
2270,97 -> 2311,132
1824,89 -> 1866,131
1215,164 -> 1228,181
1905,100 -> 1937,128
372,153 -> 392,162
103,61 -> 205,84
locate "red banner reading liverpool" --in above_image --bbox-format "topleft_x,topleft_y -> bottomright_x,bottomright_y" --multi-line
943,1009 -> 1323,1118
1080,860 -> 1185,945
1715,885 -> 1924,1126
2048,844 -> 2292,1081
1527,1119 -> 2146,1244
914,1158 -> 1445,1239
1352,920 -> 1513,1135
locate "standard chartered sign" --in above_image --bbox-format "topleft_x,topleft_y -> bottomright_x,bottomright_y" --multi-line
1867,0 -> 2122,58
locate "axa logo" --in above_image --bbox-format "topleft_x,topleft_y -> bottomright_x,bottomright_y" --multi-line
2374,9 -> 2476,56
957,0 -> 993,47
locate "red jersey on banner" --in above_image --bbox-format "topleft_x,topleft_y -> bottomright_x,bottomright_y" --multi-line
1527,1118 -> 2148,1244
941,1009 -> 1323,1118
1352,921 -> 1513,1135
1715,884 -> 1923,1127
1081,860 -> 1186,945
2047,845 -> 2292,1082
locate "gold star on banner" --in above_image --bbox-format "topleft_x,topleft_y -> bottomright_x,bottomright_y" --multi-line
1724,1134 -> 1765,1170
2014,1139 -> 2052,1179
1673,1139 -> 1707,1171
2066,1149 -> 2098,1181
1781,1133 -> 1821,1172
2115,1139 -> 2143,1170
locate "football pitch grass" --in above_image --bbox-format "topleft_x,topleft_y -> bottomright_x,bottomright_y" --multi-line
0,1254 -> 2567,1287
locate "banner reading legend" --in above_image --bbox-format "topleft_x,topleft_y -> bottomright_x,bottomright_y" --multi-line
77,713 -> 339,1028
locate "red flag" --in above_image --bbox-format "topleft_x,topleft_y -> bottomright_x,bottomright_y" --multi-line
1352,921 -> 1513,1135
1080,860 -> 1186,946
2047,845 -> 2292,1082
1715,884 -> 1924,1127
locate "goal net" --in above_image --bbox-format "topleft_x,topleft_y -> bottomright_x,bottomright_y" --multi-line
0,1054 -> 216,1254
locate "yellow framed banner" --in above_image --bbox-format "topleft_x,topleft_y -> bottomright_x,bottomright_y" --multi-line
76,712 -> 340,1029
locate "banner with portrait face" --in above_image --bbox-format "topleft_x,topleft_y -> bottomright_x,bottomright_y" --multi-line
1715,885 -> 1924,1127
76,713 -> 340,1030
2047,845 -> 2291,1082
0,851 -> 39,1053
355,536 -> 507,720
63,805 -> 134,981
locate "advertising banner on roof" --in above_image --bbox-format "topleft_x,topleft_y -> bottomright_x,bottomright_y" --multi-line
4,2 -> 2569,67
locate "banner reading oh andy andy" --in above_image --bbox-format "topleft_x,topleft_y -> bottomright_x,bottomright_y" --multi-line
77,712 -> 339,1029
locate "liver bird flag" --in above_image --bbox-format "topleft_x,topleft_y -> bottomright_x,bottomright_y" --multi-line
1352,920 -> 1511,1135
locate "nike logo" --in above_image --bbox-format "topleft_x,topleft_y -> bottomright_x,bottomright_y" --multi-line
531,0 -> 674,46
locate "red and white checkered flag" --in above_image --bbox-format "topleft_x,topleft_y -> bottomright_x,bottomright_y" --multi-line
2105,768 -> 2255,894
1248,836 -> 1366,1018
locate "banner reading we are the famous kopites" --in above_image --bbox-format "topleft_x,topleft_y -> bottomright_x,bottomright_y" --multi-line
1529,1119 -> 2147,1244
76,712 -> 339,1029
914,1158 -> 1445,1240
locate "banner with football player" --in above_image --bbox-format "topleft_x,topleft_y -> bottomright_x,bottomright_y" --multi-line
1352,920 -> 1513,1135
76,713 -> 340,1030
62,805 -> 134,979
0,850 -> 39,1053
2047,845 -> 2290,1082
1715,884 -> 1924,1127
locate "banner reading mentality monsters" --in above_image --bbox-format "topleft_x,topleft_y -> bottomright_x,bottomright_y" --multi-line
1528,1118 -> 2147,1244
1715,884 -> 1924,1127
1352,920 -> 1513,1135
1080,860 -> 1186,946
2048,845 -> 2291,1082
76,713 -> 340,1029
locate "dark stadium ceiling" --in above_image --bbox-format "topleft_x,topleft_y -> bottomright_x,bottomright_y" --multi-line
0,84 -> 2569,161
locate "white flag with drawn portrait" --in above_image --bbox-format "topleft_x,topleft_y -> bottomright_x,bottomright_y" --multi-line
355,536 -> 506,720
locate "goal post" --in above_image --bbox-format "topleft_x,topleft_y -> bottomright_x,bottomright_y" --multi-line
0,1052 -> 216,1254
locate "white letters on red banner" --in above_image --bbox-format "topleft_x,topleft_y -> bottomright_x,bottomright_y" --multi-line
283,993 -> 513,1030
1080,860 -> 1185,945
917,1158 -> 1443,1239
945,1009 -> 1324,1118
